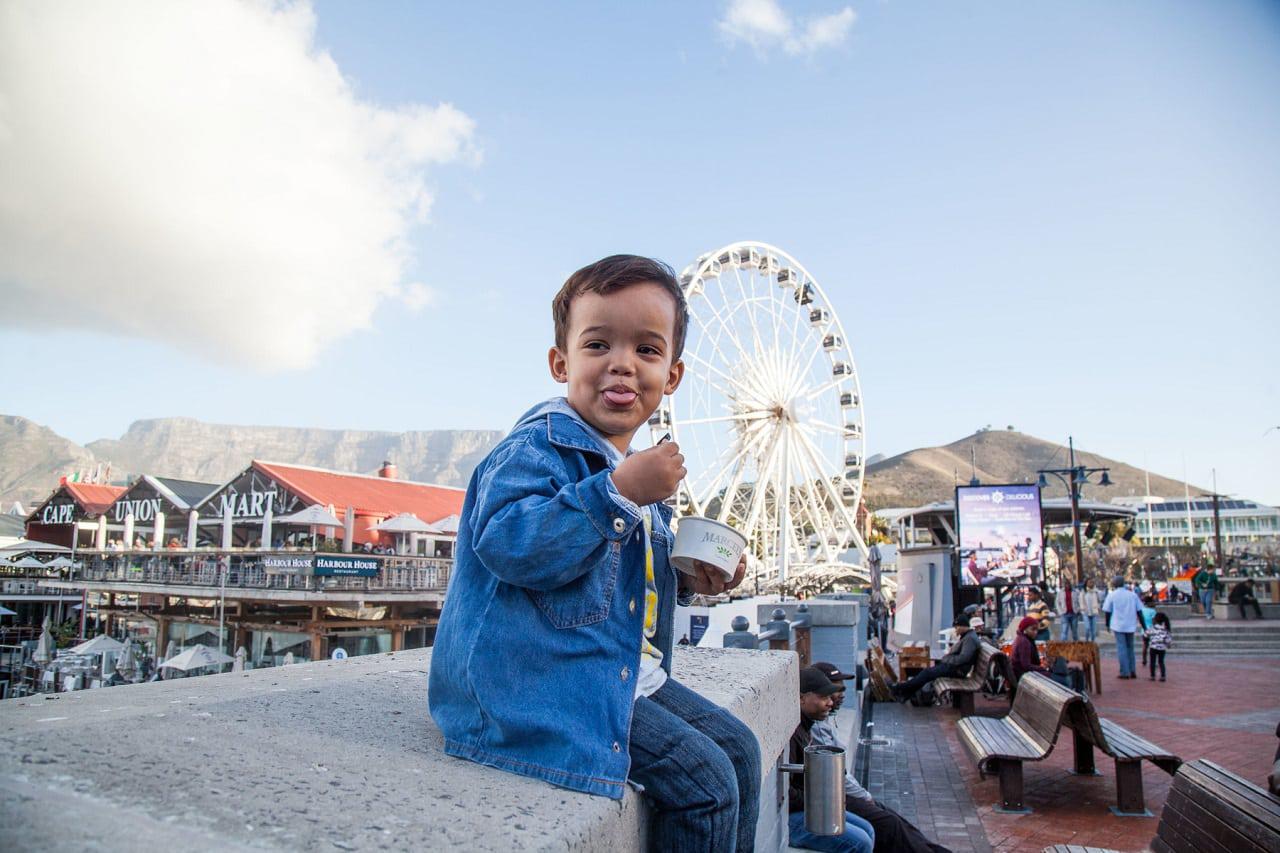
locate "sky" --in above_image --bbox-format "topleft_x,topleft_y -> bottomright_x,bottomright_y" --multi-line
2,0 -> 1279,502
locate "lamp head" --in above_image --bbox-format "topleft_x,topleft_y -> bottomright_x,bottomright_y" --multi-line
1037,473 -> 1048,489
1099,471 -> 1112,487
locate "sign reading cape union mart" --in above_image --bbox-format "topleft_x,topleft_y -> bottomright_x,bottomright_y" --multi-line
313,555 -> 379,577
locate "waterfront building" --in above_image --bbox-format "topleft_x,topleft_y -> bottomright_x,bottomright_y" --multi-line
23,460 -> 465,671
1113,495 -> 1280,550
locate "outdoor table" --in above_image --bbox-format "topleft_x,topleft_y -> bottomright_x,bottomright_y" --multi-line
1045,641 -> 1101,695
898,645 -> 932,682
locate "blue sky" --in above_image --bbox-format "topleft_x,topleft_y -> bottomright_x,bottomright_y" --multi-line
3,1 -> 1279,502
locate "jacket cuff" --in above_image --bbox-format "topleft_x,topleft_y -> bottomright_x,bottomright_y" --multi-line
575,469 -> 642,541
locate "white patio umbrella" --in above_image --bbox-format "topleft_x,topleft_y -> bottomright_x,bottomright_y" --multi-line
432,514 -> 460,535
116,638 -> 139,681
161,640 -> 177,679
70,634 -> 125,655
232,646 -> 247,672
47,556 -> 73,569
283,651 -> 295,666
11,556 -> 45,570
276,505 -> 344,550
158,644 -> 234,672
0,539 -> 71,555
33,617 -> 54,665
0,605 -> 17,617
376,513 -> 439,555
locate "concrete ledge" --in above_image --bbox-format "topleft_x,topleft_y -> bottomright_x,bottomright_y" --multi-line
1,646 -> 797,852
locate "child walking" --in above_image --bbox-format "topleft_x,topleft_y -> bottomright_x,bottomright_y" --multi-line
429,255 -> 760,852
1146,612 -> 1172,681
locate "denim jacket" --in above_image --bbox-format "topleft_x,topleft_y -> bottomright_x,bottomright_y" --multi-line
428,399 -> 677,799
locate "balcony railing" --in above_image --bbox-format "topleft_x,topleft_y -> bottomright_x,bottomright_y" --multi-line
69,551 -> 452,594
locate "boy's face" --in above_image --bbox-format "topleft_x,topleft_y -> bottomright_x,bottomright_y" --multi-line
549,281 -> 684,453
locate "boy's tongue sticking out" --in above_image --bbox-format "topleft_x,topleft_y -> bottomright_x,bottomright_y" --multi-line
603,386 -> 637,407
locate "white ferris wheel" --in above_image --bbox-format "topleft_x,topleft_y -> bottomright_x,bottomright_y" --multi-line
649,241 -> 869,588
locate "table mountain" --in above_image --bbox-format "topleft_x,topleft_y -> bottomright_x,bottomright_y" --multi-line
0,415 -> 504,509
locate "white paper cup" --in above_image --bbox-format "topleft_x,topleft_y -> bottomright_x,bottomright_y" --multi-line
671,516 -> 747,580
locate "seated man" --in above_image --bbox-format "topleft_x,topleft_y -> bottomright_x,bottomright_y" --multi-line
891,614 -> 979,704
790,667 -> 876,853
1228,579 -> 1265,619
809,662 -> 953,853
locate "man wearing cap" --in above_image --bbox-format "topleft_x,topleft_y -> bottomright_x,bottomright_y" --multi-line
789,667 -> 876,853
891,614 -> 981,704
809,663 -> 953,853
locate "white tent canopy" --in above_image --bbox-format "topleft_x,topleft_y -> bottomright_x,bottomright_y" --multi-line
159,644 -> 234,672
69,634 -> 125,655
375,513 -> 439,534
10,556 -> 46,570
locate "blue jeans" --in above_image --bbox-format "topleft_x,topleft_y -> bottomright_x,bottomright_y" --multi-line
1116,631 -> 1136,676
1199,589 -> 1215,618
1084,614 -> 1098,642
788,810 -> 875,853
1059,613 -> 1079,641
629,678 -> 761,853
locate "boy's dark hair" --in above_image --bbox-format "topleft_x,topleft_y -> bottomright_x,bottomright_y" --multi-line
553,255 -> 688,359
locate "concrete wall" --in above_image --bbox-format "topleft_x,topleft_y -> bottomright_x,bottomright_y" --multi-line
0,646 -> 797,852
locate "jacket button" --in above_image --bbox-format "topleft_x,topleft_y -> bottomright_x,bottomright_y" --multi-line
612,741 -> 621,752
629,598 -> 637,614
612,517 -> 626,534
620,666 -> 630,681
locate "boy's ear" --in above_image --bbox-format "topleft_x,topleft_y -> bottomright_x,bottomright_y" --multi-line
664,358 -> 685,395
548,347 -> 569,384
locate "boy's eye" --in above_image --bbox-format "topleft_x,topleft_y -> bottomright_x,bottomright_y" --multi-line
638,345 -> 661,356
584,341 -> 608,350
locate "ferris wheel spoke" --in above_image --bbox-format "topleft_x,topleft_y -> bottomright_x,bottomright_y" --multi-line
688,310 -> 749,386
705,275 -> 755,361
731,266 -> 769,362
805,419 -> 853,437
805,378 -> 845,401
683,350 -> 749,396
742,428 -> 784,549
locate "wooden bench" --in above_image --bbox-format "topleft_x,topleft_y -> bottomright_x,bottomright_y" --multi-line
1066,692 -> 1182,816
1043,758 -> 1280,853
933,641 -> 1007,716
956,671 -> 1081,813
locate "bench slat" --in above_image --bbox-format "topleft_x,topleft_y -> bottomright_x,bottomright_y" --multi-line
1175,761 -> 1280,836
1159,789 -> 1261,853
1182,753 -> 1280,824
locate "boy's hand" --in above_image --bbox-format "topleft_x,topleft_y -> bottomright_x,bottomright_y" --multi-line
682,552 -> 748,596
611,442 -> 686,506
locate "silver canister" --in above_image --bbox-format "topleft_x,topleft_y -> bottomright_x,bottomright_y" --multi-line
802,744 -> 846,836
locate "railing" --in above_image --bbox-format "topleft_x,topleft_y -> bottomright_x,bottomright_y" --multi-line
69,551 -> 452,593
723,605 -> 813,667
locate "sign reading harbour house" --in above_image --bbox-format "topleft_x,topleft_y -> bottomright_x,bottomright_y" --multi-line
313,555 -> 379,578
262,554 -> 316,575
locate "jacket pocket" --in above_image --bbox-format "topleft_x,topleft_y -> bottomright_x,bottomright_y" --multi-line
528,541 -> 621,628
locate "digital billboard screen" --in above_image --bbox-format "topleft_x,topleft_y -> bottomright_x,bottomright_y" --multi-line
956,484 -> 1043,587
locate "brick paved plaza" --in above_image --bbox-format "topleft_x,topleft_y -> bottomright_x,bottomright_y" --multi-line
869,651 -> 1279,853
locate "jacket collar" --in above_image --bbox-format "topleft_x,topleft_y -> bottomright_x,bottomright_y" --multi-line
546,411 -> 616,460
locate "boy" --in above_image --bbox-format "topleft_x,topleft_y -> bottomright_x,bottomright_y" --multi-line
429,255 -> 761,852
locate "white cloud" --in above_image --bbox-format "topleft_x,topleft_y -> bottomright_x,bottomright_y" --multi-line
718,0 -> 856,56
0,1 -> 477,370
400,282 -> 436,313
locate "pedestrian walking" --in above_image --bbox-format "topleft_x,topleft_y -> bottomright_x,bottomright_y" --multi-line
1025,586 -> 1053,641
1139,596 -> 1157,666
1193,564 -> 1221,619
1080,578 -> 1101,642
1056,580 -> 1080,641
1146,612 -> 1172,681
1102,576 -> 1142,679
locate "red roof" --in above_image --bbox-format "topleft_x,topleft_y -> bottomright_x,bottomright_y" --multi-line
64,482 -> 127,516
254,461 -> 465,526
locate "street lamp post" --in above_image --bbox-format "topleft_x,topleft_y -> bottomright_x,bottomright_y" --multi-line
1038,436 -> 1112,585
